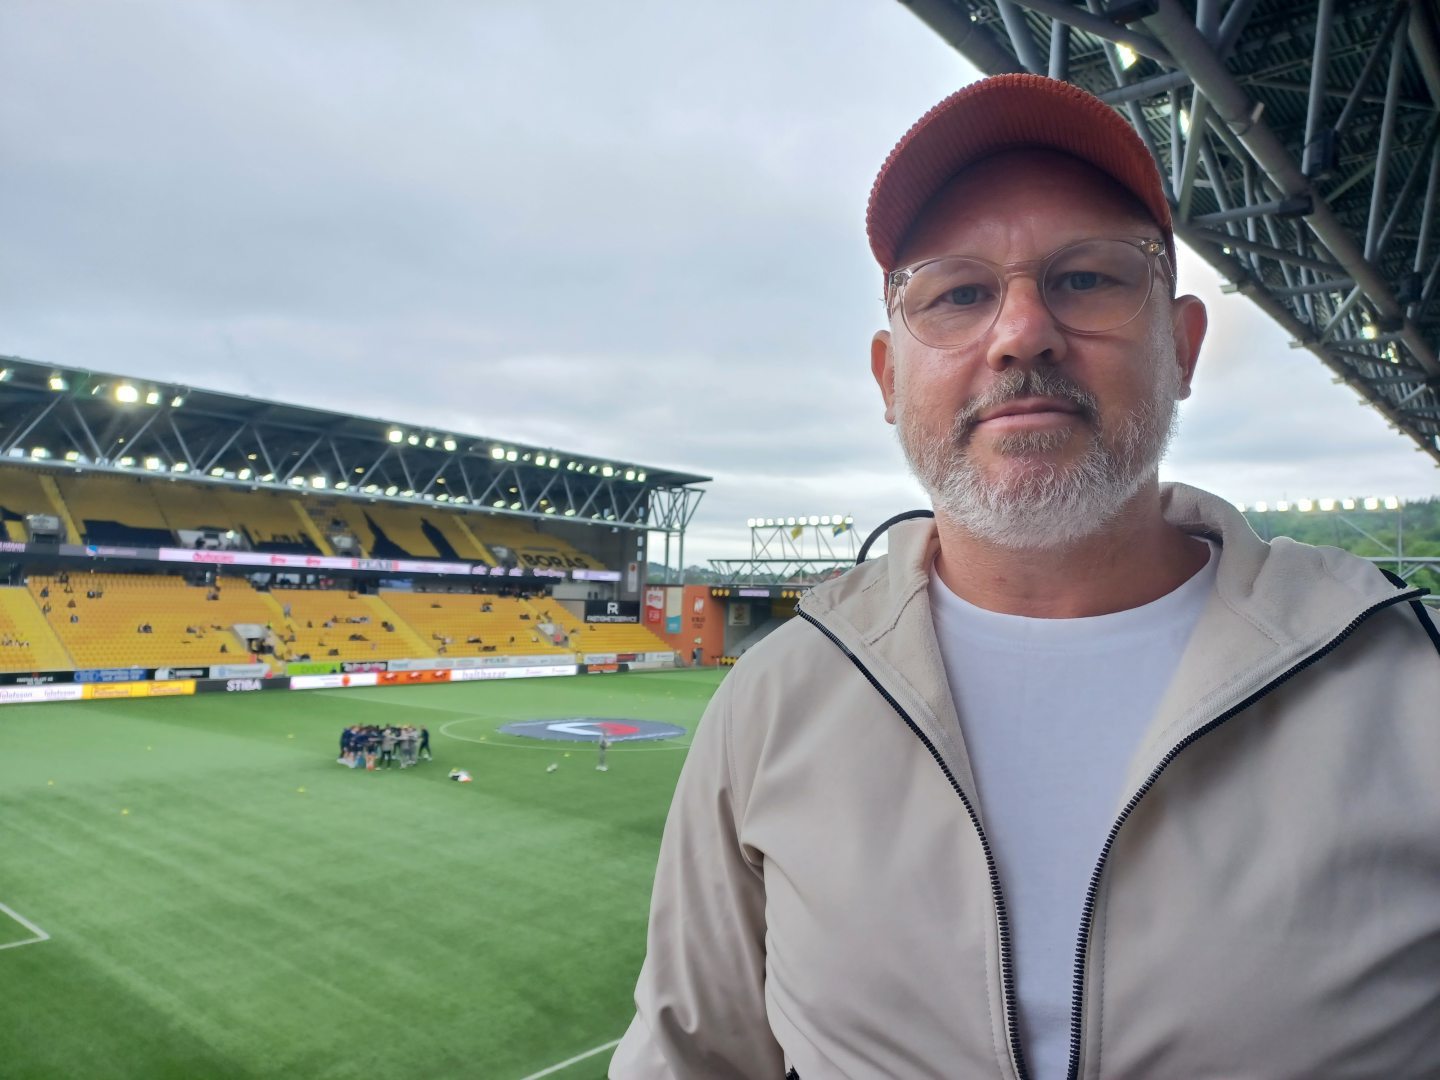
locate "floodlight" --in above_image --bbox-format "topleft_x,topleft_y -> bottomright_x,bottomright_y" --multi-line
493,499 -> 506,508
506,450 -> 518,462
30,447 -> 50,459
64,451 -> 80,462
260,473 -> 275,482
170,395 -> 185,408
401,489 -> 414,498
210,467 -> 226,477
1363,497 -> 1380,510
118,456 -> 135,467
1116,44 -> 1138,69
1384,496 -> 1400,510
1341,498 -> 1356,510
809,515 -> 820,525
821,516 -> 831,525
0,369 -> 10,382
114,384 -> 139,403
237,468 -> 250,480
385,485 -> 399,496
1360,323 -> 1377,340
564,508 -> 576,516
1254,501 -> 1269,512
491,447 -> 505,459
1297,499 -> 1313,512
48,374 -> 67,391
1275,501 -> 1290,512
144,457 -> 161,470
510,501 -> 521,510
145,390 -> 161,406
602,466 -> 615,477
387,429 -> 404,443
746,518 -> 755,528
544,506 -> 555,514
443,438 -> 457,452
310,476 -> 327,489
407,434 -> 419,446
424,436 -> 436,448
637,471 -> 646,481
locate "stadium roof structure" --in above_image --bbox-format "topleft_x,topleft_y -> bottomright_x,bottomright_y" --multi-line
0,355 -> 708,535
898,0 -> 1440,466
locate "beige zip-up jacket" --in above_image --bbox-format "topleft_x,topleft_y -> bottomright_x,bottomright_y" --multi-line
611,484 -> 1440,1080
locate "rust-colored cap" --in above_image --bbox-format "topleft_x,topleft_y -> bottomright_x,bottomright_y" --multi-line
867,74 -> 1174,274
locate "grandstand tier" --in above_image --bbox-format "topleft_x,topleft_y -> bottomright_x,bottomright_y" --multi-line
379,592 -> 571,658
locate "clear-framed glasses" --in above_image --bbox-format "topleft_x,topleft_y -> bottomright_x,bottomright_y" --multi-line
886,237 -> 1169,351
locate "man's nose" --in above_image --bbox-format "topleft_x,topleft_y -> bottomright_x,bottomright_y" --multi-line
983,275 -> 1068,372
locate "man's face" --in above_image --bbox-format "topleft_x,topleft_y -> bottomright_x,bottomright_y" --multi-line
871,150 -> 1206,549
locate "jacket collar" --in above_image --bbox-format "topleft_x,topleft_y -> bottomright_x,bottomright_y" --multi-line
797,482 -> 1415,803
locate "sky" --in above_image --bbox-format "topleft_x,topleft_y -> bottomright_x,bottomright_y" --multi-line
2,1 -> 1436,567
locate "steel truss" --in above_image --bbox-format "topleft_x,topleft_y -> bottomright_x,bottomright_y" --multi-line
709,520 -> 859,583
900,0 -> 1440,465
0,356 -> 707,538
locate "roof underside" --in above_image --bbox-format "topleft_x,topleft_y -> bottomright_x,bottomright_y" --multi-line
901,0 -> 1440,466
0,355 -> 708,533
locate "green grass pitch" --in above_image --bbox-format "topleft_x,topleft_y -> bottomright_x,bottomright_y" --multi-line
0,669 -> 726,1079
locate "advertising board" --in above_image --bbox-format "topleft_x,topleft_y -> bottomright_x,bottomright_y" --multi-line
0,683 -> 84,704
289,672 -> 379,690
583,600 -> 639,624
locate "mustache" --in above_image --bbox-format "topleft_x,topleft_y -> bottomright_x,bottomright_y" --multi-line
954,368 -> 1100,436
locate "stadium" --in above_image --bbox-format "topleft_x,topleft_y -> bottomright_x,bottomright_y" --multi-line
4,0 -> 1440,1076
0,353 -> 826,1078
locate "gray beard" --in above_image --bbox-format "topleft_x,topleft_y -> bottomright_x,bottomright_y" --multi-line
897,363 -> 1180,550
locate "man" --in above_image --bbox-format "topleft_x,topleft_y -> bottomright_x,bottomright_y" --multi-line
612,75 -> 1440,1078
597,728 -> 611,773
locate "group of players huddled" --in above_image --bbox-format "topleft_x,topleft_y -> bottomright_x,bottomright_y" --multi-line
339,724 -> 431,770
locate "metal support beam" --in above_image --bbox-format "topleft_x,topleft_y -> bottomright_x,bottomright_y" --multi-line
1333,1 -> 1409,139
1365,5 -> 1411,260
996,0 -> 1047,74
1144,0 -> 1440,375
1301,0 -> 1336,178
1013,0 -> 1174,64
1048,17 -> 1069,81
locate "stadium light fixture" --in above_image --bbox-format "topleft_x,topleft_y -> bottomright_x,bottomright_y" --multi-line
544,506 -> 555,514
401,489 -> 415,498
385,485 -> 399,496
48,374 -> 67,391
30,447 -> 50,459
363,484 -> 378,494
210,467 -> 225,477
261,473 -> 275,482
1318,498 -> 1336,511
114,384 -> 139,403
821,515 -> 831,525
1384,496 -> 1400,510
310,476 -> 327,489
491,447 -> 505,460
601,465 -> 615,477
145,390 -> 161,406
0,368 -> 10,382
443,438 -> 457,452
550,458 -> 559,469
237,468 -> 250,480
387,428 -> 404,443
1340,498 -> 1356,510
1254,501 -> 1269,512
171,462 -> 187,473
288,476 -> 305,486
64,450 -> 80,462
144,457 -> 162,470
1275,501 -> 1290,512
510,501 -> 522,510
493,499 -> 507,507
746,518 -> 755,528
1116,43 -> 1138,69
624,469 -> 635,481
506,450 -> 518,462
1297,499 -> 1313,512
564,508 -> 576,516
1363,497 -> 1380,510
424,436 -> 436,448
118,456 -> 135,467
535,454 -> 547,466
170,395 -> 184,408
407,434 -> 419,446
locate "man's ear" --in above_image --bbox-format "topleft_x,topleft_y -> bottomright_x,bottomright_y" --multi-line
872,330 -> 897,424
1170,295 -> 1207,400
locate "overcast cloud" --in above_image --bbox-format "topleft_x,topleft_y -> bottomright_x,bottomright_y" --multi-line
3,1 -> 1436,566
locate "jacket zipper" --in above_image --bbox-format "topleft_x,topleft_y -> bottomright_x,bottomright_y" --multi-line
796,610 -> 1032,1080
1062,587 -> 1422,1080
801,585 -> 1420,1080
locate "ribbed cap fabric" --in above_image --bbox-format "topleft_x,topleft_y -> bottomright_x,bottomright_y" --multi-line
866,74 -> 1174,275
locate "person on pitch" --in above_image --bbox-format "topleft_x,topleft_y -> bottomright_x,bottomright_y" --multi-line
612,75 -> 1440,1079
596,728 -> 611,773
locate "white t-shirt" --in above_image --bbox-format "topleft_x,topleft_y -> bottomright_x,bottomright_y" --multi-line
928,547 -> 1216,1079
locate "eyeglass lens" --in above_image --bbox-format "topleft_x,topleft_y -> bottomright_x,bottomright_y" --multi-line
900,239 -> 1155,349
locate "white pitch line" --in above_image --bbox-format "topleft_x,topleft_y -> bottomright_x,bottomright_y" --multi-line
438,717 -> 692,752
0,900 -> 50,952
514,1037 -> 621,1080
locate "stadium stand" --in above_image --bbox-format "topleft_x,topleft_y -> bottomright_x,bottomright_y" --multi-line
216,490 -> 323,554
380,591 -> 571,657
270,588 -> 432,663
472,518 -> 602,571
29,573 -> 276,668
0,587 -> 73,671
542,604 -> 673,656
54,474 -> 174,547
0,467 -> 59,543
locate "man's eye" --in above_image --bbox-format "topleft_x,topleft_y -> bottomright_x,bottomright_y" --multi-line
942,285 -> 984,306
1056,271 -> 1102,291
